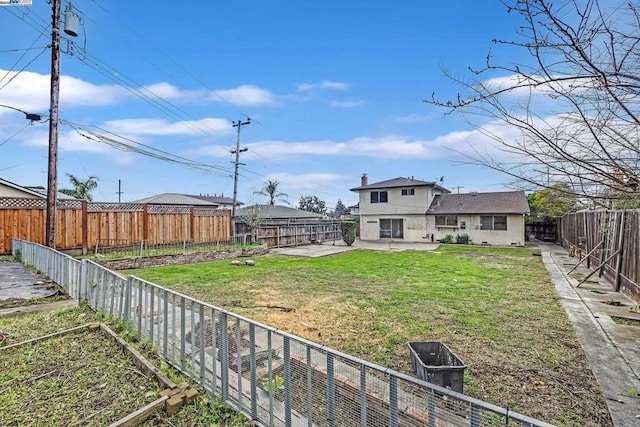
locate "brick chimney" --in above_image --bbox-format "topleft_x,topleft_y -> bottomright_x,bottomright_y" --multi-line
361,173 -> 368,187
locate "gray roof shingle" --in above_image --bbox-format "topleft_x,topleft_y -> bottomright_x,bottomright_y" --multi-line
131,193 -> 217,206
427,191 -> 530,215
187,194 -> 241,206
234,204 -> 323,219
350,177 -> 450,193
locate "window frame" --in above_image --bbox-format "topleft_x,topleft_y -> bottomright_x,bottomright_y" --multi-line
379,218 -> 404,238
401,188 -> 415,196
370,191 -> 388,203
480,215 -> 508,231
435,215 -> 458,227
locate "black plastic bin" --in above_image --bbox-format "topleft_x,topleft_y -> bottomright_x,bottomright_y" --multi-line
407,341 -> 466,393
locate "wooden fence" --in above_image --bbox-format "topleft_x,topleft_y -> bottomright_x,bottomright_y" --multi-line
0,198 -> 231,254
558,210 -> 639,302
236,220 -> 342,248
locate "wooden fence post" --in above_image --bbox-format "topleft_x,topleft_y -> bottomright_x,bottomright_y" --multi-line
81,200 -> 88,255
615,212 -> 626,292
143,204 -> 149,243
190,207 -> 195,242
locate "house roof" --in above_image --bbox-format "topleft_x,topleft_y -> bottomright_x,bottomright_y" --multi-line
131,193 -> 218,206
234,204 -> 324,219
187,194 -> 241,206
0,177 -> 79,200
427,191 -> 530,215
350,177 -> 450,193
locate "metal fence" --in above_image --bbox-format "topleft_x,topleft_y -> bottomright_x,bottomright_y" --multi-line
12,238 -> 553,427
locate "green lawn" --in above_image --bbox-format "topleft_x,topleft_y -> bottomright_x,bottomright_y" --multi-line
128,245 -> 612,426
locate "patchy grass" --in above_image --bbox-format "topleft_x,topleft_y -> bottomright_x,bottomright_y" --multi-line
611,316 -> 640,327
128,245 -> 612,426
0,306 -> 250,426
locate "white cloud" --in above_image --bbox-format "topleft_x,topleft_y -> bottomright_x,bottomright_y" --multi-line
103,118 -> 232,136
0,69 -> 276,111
142,82 -> 206,102
0,69 -> 127,112
391,113 -> 432,123
296,81 -> 350,91
210,85 -> 275,106
231,136 -> 440,160
329,99 -> 364,108
20,127 -> 134,164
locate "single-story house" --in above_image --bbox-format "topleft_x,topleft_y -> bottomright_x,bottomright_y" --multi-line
234,204 -> 323,224
426,191 -> 530,245
350,174 -> 530,245
131,193 -> 219,207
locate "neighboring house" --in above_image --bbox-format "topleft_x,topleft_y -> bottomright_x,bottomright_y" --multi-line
350,174 -> 450,241
131,193 -> 219,207
233,204 -> 324,236
350,174 -> 530,245
426,191 -> 530,245
0,177 -> 77,200
187,194 -> 242,209
234,204 -> 323,224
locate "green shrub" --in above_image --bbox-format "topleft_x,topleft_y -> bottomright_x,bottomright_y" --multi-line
340,221 -> 357,246
441,235 -> 453,244
456,234 -> 470,244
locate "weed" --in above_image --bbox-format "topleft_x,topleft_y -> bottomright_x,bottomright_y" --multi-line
261,375 -> 285,393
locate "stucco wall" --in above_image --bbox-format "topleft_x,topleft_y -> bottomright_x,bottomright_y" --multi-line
359,214 -> 431,241
360,214 -> 526,245
426,214 -> 526,246
358,186 -> 440,216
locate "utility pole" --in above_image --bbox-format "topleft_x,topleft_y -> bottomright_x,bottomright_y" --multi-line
45,1 -> 78,248
454,185 -> 465,194
116,179 -> 123,203
231,118 -> 250,220
45,0 -> 62,248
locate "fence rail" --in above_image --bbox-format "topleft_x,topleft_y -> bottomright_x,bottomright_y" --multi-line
12,238 -> 553,427
559,210 -> 640,302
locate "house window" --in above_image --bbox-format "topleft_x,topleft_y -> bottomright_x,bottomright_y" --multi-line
401,188 -> 415,196
480,215 -> 507,230
380,218 -> 403,238
435,215 -> 458,226
370,191 -> 388,203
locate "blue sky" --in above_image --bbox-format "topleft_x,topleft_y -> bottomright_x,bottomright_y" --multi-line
1,1 -> 527,208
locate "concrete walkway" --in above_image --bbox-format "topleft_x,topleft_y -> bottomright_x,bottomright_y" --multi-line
268,238 -> 440,257
0,261 -> 57,306
540,244 -> 640,427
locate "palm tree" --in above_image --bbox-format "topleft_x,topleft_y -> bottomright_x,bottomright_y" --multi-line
59,173 -> 99,201
254,179 -> 288,206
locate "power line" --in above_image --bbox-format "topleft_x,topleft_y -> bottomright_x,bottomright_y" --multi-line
0,122 -> 32,149
0,44 -> 50,92
62,119 -> 232,177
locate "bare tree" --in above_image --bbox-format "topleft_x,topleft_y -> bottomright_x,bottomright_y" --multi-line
427,0 -> 640,207
240,204 -> 264,243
